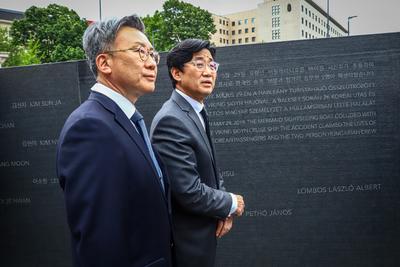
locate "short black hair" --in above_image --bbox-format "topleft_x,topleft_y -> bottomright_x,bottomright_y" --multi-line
166,39 -> 216,88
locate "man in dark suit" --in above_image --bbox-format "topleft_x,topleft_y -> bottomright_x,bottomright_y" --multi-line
56,15 -> 172,267
150,39 -> 245,267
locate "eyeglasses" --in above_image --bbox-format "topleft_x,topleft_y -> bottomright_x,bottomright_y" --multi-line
104,46 -> 160,64
187,59 -> 220,72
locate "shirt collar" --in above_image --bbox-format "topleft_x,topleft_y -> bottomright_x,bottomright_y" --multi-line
91,83 -> 136,119
175,89 -> 204,114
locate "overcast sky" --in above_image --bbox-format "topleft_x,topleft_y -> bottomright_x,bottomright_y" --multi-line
2,0 -> 400,36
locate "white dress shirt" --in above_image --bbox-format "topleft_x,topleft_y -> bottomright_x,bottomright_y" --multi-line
92,82 -> 136,119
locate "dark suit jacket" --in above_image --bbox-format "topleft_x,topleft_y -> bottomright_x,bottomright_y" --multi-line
150,90 -> 232,267
56,91 -> 172,267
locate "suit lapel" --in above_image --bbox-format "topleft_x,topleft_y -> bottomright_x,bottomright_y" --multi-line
186,108 -> 221,189
187,111 -> 215,161
89,92 -> 166,195
171,91 -> 215,162
171,91 -> 221,188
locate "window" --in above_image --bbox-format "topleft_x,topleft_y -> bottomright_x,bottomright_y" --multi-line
305,32 -> 308,38
302,17 -> 304,24
272,17 -> 280,28
272,29 -> 280,40
252,27 -> 255,33
238,29 -> 242,34
309,10 -> 311,17
238,20 -> 242,25
223,29 -> 226,34
232,30 -> 235,35
245,28 -> 248,33
287,4 -> 292,12
244,19 -> 248,24
245,37 -> 249,43
272,5 -> 280,16
251,17 -> 255,24
219,19 -> 222,24
223,20 -> 225,26
220,38 -> 222,43
301,5 -> 304,12
305,20 -> 308,26
219,29 -> 222,34
312,24 -> 314,31
238,38 -> 242,44
305,7 -> 308,14
302,30 -> 304,37
232,39 -> 236,44
232,21 -> 235,26
252,37 -> 256,42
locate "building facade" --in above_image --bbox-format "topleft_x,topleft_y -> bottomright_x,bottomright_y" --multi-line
211,0 -> 347,46
0,8 -> 24,29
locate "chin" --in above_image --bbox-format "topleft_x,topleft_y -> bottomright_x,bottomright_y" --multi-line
145,87 -> 155,94
203,87 -> 214,96
143,83 -> 156,93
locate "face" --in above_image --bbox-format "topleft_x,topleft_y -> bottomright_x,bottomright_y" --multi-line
173,48 -> 217,103
102,26 -> 157,102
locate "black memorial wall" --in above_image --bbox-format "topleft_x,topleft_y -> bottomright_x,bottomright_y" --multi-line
0,32 -> 399,267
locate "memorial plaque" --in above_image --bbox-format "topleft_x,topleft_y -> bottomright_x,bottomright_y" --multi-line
206,33 -> 400,266
0,32 -> 399,266
0,62 -> 81,267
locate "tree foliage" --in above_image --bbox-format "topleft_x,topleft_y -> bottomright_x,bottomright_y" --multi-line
3,40 -> 41,67
0,27 -> 40,67
0,27 -> 12,52
9,4 -> 87,64
142,0 -> 216,51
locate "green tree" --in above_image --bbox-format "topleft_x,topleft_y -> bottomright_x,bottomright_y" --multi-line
0,27 -> 12,52
0,27 -> 40,67
142,11 -> 165,50
10,4 -> 87,63
143,0 -> 216,51
3,40 -> 41,67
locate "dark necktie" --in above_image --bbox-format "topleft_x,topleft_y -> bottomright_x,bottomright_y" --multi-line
200,108 -> 214,154
200,107 -> 219,187
131,110 -> 165,192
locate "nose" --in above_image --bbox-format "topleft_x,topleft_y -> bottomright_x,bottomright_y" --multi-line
202,68 -> 213,77
202,65 -> 213,76
145,56 -> 157,69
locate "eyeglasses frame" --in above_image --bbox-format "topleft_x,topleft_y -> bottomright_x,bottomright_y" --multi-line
103,46 -> 160,64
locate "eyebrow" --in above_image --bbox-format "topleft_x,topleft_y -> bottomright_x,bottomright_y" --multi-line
130,42 -> 154,51
193,55 -> 213,61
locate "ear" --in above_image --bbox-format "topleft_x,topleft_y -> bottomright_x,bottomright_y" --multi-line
170,67 -> 182,83
96,53 -> 112,75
